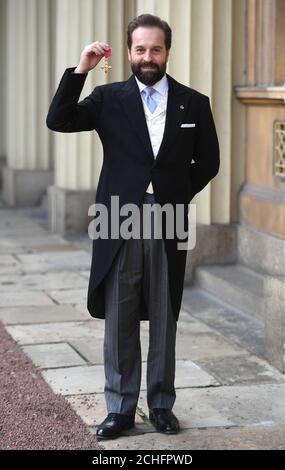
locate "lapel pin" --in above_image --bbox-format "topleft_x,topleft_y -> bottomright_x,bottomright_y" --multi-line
180,105 -> 184,110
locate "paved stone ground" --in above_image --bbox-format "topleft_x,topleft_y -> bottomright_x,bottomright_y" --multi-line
0,322 -> 103,450
1,202 -> 285,450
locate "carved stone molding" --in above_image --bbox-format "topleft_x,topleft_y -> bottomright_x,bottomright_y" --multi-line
234,85 -> 285,105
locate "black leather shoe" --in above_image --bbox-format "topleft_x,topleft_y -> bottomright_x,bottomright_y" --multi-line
96,413 -> 135,439
149,408 -> 180,434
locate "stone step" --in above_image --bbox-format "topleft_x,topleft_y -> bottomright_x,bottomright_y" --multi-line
194,264 -> 266,322
181,286 -> 265,359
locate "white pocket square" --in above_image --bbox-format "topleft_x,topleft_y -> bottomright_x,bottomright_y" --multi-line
180,123 -> 196,128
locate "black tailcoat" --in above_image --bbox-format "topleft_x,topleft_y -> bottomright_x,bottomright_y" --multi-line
46,67 -> 220,321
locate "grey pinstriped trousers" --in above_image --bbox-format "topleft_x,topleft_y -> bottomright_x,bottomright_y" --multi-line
103,192 -> 177,417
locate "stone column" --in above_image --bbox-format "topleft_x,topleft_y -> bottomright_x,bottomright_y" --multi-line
265,277 -> 285,373
137,0 -> 237,227
48,0 -> 126,234
235,0 -> 285,273
136,0 -> 240,273
3,0 -> 53,206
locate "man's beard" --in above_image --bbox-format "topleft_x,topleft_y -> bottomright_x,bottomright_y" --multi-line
131,61 -> 167,86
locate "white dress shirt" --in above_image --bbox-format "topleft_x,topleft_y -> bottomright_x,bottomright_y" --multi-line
135,74 -> 168,194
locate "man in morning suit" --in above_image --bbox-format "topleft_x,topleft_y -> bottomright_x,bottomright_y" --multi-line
46,13 -> 220,440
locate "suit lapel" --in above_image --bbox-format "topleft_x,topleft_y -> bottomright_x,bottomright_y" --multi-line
153,74 -> 191,166
116,73 -> 192,164
115,75 -> 154,160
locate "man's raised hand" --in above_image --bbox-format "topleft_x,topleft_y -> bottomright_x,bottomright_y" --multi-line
74,41 -> 111,73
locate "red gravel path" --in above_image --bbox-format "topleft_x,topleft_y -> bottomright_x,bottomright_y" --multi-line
0,322 -> 104,450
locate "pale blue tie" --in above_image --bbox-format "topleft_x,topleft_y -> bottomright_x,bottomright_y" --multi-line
142,87 -> 158,113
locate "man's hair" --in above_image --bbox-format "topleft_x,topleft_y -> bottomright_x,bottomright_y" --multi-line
127,14 -> 172,50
